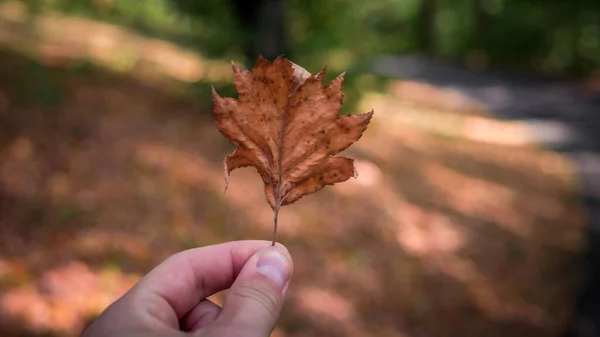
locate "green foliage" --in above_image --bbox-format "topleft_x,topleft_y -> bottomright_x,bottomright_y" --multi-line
7,0 -> 599,77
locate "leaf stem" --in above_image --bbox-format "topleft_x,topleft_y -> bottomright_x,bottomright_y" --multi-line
272,205 -> 280,246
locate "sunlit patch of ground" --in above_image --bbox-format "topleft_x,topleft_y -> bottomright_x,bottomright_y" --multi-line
0,260 -> 139,336
0,5 -> 587,337
0,1 -> 235,86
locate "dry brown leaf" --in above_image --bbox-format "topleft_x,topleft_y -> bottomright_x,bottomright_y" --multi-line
212,56 -> 373,244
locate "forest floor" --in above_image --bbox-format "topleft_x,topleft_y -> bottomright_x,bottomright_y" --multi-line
0,3 -> 588,337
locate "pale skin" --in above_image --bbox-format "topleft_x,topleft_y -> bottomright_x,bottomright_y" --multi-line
81,241 -> 294,337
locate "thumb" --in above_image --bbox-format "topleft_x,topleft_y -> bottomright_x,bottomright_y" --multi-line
208,244 -> 293,337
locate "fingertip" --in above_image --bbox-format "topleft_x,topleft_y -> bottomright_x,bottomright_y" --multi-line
213,243 -> 294,333
257,250 -> 291,290
257,242 -> 294,295
270,243 -> 293,264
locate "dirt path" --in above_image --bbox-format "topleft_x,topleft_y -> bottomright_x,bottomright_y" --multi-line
372,54 -> 600,336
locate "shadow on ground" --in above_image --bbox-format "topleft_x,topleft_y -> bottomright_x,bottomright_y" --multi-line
0,45 -> 587,337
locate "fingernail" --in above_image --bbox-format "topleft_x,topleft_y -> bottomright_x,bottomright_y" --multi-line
256,250 -> 290,289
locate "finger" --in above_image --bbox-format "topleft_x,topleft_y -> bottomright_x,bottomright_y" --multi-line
127,240 -> 273,323
180,299 -> 221,332
208,245 -> 293,337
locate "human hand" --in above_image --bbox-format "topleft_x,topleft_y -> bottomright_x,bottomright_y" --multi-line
81,240 -> 293,337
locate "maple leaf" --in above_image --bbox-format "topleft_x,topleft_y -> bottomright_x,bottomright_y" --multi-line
212,56 -> 373,245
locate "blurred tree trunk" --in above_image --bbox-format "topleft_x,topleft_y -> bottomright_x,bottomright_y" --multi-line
231,0 -> 288,64
417,0 -> 436,56
473,0 -> 491,49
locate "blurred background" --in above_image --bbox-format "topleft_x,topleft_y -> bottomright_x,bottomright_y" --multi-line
0,0 -> 599,336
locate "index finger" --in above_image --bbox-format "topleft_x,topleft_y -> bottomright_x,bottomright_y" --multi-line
131,240 -> 283,319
